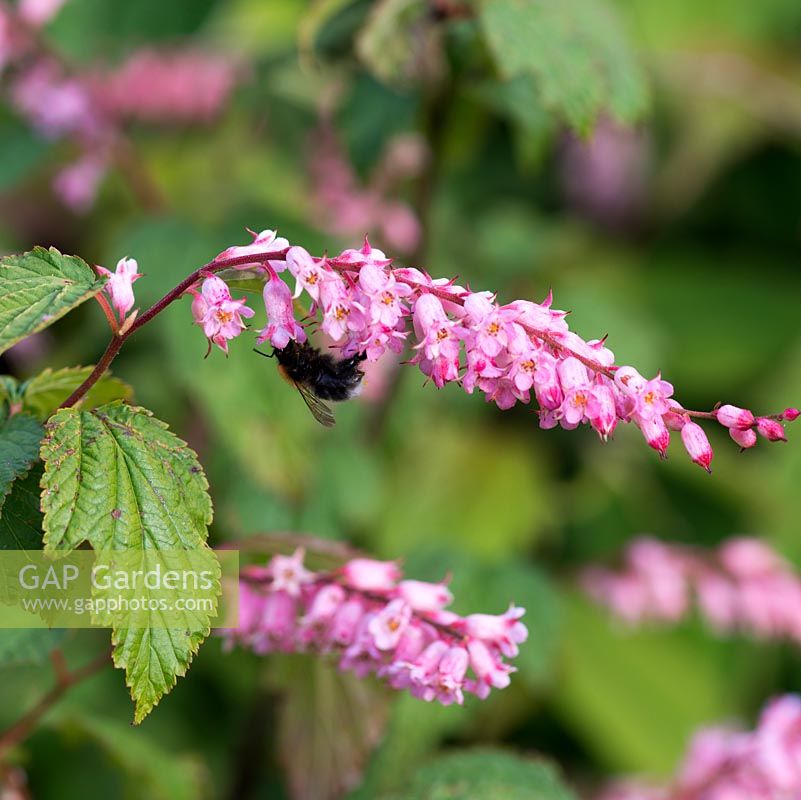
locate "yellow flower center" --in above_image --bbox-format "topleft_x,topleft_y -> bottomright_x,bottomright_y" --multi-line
334,306 -> 349,321
215,310 -> 234,324
644,390 -> 656,405
436,328 -> 449,341
487,321 -> 500,335
573,392 -> 588,408
381,291 -> 395,306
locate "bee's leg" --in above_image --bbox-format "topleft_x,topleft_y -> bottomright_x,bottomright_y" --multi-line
253,349 -> 275,359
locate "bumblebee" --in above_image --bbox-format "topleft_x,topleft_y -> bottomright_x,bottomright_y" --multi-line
255,340 -> 366,427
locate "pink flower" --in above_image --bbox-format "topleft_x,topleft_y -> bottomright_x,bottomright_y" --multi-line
729,427 -> 757,449
341,558 -> 401,592
368,599 -> 412,650
756,695 -> 801,790
681,421 -> 713,472
467,639 -> 514,697
715,404 -> 755,430
638,415 -> 670,458
253,591 -> 297,653
257,271 -> 306,349
96,257 -> 143,318
397,579 -> 453,613
267,548 -> 313,597
719,538 -> 783,578
587,381 -> 618,440
195,275 -> 254,354
431,646 -> 469,706
457,606 -> 528,658
756,417 -> 787,442
299,583 -> 345,644
359,262 -> 412,328
327,598 -> 367,648
19,0 -> 67,26
286,246 -> 327,303
216,228 -> 289,270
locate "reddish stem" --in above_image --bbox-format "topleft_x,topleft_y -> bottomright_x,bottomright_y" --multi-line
58,249 -> 288,409
0,647 -> 111,757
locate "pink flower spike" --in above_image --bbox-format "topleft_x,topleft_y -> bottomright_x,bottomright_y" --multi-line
681,421 -> 713,472
257,271 -> 307,349
267,548 -> 313,597
341,558 -> 401,592
96,257 -> 142,318
715,404 -> 755,430
756,417 -> 787,442
729,427 -> 757,450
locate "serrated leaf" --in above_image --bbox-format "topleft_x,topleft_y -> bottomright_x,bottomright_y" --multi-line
0,413 -> 43,515
40,403 -> 212,552
39,402 -> 215,722
48,712 -> 208,800
377,749 -> 577,800
0,464 -> 45,550
0,247 -> 107,355
21,366 -> 133,420
478,0 -> 649,133
0,628 -> 66,667
270,655 -> 389,800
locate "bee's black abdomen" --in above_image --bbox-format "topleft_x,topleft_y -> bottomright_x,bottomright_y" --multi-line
274,341 -> 365,401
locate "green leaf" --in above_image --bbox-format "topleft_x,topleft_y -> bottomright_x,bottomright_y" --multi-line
40,403 -> 212,552
39,402 -> 215,723
377,748 -> 577,800
0,465 -> 45,550
0,413 -> 43,515
270,655 -> 389,800
356,0 -> 444,87
0,247 -> 107,356
0,628 -> 66,667
48,712 -> 208,800
21,366 -> 133,420
478,0 -> 649,133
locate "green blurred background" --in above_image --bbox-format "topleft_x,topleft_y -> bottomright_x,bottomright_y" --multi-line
1,0 -> 800,797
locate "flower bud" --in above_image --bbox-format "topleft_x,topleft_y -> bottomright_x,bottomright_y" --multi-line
782,407 -> 800,422
756,417 -> 787,442
729,427 -> 757,449
681,421 -> 713,473
715,404 -> 755,430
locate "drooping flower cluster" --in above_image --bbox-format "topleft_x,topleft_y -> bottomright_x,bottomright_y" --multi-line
222,548 -> 527,705
583,536 -> 801,644
595,695 -> 801,800
190,228 -> 796,468
0,1 -> 242,212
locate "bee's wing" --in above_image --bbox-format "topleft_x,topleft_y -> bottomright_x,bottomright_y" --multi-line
294,382 -> 336,427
